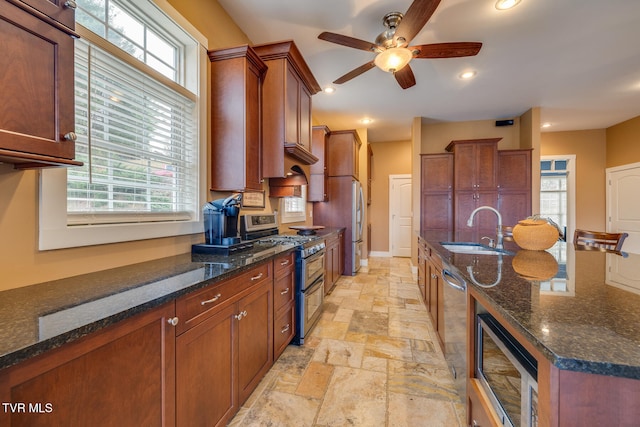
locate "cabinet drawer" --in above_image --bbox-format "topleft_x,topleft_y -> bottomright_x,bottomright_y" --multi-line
274,268 -> 295,311
274,251 -> 295,276
176,262 -> 272,334
274,303 -> 295,359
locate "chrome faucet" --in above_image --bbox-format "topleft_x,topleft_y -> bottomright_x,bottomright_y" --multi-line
467,206 -> 504,249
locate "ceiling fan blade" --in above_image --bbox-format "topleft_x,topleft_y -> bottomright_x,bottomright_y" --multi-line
411,42 -> 483,58
333,61 -> 376,84
318,32 -> 379,52
394,0 -> 442,45
394,65 -> 416,89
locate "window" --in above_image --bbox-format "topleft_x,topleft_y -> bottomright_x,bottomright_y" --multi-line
39,0 -> 207,250
540,157 -> 575,241
279,186 -> 307,224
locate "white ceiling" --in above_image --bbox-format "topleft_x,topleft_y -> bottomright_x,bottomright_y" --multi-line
217,0 -> 640,142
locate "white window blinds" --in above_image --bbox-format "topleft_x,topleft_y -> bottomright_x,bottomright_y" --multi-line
68,38 -> 198,225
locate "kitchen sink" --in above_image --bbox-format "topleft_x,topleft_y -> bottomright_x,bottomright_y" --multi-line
440,242 -> 513,256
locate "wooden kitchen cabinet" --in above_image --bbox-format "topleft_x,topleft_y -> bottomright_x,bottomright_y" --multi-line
253,40 -> 322,178
447,138 -> 499,192
420,153 -> 453,231
308,125 -> 330,202
0,302 -> 176,426
417,237 -> 428,301
324,230 -> 344,294
0,0 -> 82,168
497,149 -> 532,227
421,138 -> 531,234
419,237 -> 444,350
273,252 -> 295,359
327,129 -> 361,179
175,261 -> 273,427
208,45 -> 267,191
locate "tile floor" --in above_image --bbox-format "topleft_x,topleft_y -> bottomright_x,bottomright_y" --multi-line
228,257 -> 465,427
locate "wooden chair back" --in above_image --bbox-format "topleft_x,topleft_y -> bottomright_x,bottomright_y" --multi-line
573,229 -> 628,252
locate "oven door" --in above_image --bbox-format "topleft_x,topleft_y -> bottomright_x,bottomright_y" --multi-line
302,250 -> 325,289
302,277 -> 324,337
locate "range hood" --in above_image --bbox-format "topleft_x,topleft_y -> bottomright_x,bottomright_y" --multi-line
269,165 -> 307,197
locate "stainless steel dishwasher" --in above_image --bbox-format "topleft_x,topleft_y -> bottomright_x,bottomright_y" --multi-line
441,262 -> 467,404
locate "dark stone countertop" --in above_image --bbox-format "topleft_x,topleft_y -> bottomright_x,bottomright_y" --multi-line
0,231 -> 347,371
418,230 -> 640,380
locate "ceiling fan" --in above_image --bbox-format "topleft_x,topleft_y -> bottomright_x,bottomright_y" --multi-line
318,0 -> 482,89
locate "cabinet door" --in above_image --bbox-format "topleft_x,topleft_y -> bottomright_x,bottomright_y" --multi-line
0,1 -> 76,161
421,154 -> 453,192
421,192 -> 453,231
284,66 -> 299,145
1,303 -> 176,427
245,58 -> 263,190
498,191 -> 531,228
498,150 -> 531,191
274,303 -> 295,359
453,143 -> 476,191
237,283 -> 273,404
299,84 -> 312,151
475,142 -> 498,190
455,192 -> 498,232
176,303 -> 237,427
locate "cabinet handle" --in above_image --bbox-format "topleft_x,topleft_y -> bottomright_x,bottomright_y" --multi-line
167,317 -> 179,326
235,310 -> 248,320
250,272 -> 264,281
64,132 -> 77,141
472,420 -> 479,427
431,273 -> 438,279
64,0 -> 77,9
280,259 -> 290,266
200,293 -> 221,306
280,287 -> 290,295
280,324 -> 291,334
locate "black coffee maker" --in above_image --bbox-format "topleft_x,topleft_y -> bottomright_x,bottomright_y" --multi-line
203,193 -> 242,245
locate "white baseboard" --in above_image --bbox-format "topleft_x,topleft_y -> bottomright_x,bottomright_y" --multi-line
369,251 -> 391,257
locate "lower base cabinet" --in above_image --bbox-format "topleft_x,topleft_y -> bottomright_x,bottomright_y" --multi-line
0,258 -> 284,427
176,263 -> 274,427
324,230 -> 344,294
0,302 -> 176,427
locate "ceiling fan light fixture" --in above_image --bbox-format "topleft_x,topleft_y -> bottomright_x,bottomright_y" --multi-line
374,47 -> 413,73
495,0 -> 521,10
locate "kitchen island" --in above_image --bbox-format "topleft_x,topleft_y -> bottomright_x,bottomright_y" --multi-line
419,230 -> 640,427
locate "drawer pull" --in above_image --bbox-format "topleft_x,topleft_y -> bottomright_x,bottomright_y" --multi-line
280,259 -> 290,266
280,324 -> 290,334
250,272 -> 264,281
200,293 -> 222,306
280,287 -> 290,295
235,310 -> 248,321
167,317 -> 179,326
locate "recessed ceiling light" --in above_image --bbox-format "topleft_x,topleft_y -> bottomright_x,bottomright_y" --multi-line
459,71 -> 476,80
495,0 -> 521,10
323,86 -> 335,94
360,118 -> 373,125
541,122 -> 552,128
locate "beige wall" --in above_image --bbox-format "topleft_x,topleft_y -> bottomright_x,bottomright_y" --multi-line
540,129 -> 607,231
368,140 -> 412,253
421,118 -> 522,153
606,115 -> 640,168
0,0 -> 251,291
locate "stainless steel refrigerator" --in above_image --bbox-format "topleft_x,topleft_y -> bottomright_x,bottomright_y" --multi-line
352,179 -> 364,274
313,176 -> 363,276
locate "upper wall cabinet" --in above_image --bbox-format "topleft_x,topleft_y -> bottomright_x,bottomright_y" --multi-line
0,0 -> 82,169
327,130 -> 361,179
308,125 -> 329,202
253,40 -> 322,178
208,45 -> 267,191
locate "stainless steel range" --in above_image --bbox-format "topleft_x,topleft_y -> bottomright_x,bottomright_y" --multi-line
258,233 -> 325,345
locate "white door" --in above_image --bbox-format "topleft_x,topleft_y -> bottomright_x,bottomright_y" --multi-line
607,162 -> 640,254
389,175 -> 412,257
